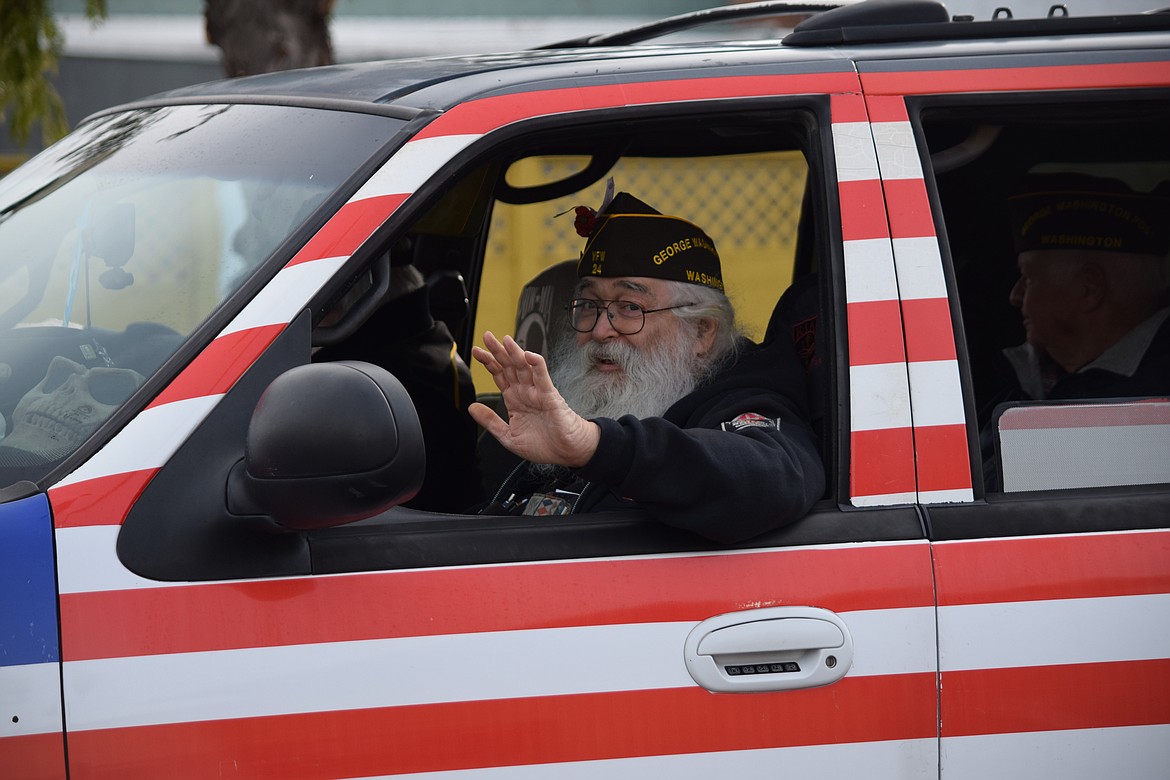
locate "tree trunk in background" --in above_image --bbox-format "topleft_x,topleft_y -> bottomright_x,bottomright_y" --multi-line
205,0 -> 336,78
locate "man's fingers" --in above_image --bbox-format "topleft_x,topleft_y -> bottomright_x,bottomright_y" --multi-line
470,345 -> 498,373
480,331 -> 513,365
482,332 -> 528,369
524,350 -> 559,394
468,402 -> 509,441
479,331 -> 536,390
482,330 -> 504,351
471,344 -> 509,392
501,334 -> 526,357
497,335 -> 529,382
479,331 -> 552,395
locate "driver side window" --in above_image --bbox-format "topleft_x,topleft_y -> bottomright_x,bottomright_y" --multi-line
120,103 -> 839,582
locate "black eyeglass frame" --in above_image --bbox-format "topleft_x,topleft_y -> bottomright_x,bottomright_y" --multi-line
564,298 -> 696,335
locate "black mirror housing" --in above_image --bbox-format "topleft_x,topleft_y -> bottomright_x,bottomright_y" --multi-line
228,361 -> 425,530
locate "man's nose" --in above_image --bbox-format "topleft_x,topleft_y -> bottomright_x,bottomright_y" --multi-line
1008,276 -> 1025,309
590,310 -> 621,340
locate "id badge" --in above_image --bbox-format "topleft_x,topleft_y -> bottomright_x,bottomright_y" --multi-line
521,492 -> 576,516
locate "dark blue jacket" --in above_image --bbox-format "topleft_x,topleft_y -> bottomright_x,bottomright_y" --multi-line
487,336 -> 825,544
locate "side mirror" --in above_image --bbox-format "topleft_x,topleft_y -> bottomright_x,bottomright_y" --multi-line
227,361 -> 424,530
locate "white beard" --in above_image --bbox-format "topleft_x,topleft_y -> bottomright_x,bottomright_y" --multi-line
549,329 -> 703,421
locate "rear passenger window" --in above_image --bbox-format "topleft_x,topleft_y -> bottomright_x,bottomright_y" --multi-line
922,97 -> 1170,493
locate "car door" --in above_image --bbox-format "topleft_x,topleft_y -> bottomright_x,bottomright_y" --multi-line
0,100 -> 412,780
0,494 -> 66,779
51,62 -> 942,778
863,48 -> 1170,779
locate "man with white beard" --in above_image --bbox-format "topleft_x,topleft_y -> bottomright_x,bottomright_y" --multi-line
470,193 -> 824,543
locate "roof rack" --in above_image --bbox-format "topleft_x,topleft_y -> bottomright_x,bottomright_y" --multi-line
539,0 -> 1170,50
784,0 -> 1170,46
538,1 -> 843,49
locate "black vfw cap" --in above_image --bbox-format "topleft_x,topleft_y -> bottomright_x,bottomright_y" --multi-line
1008,174 -> 1170,257
576,193 -> 724,291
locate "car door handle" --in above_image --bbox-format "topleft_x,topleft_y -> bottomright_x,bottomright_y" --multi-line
683,606 -> 854,693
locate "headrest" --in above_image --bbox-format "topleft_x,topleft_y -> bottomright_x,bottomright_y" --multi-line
514,260 -> 578,356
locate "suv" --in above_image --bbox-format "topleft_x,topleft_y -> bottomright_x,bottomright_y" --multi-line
2,1 -> 1168,777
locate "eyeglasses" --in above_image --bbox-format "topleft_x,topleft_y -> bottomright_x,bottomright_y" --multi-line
565,298 -> 695,335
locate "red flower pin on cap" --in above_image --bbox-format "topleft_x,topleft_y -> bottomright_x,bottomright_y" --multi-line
573,206 -> 598,237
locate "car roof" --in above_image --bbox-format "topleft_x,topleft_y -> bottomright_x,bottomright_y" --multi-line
97,0 -> 1170,121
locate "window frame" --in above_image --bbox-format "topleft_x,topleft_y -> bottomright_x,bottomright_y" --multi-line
909,88 -> 1170,541
116,93 -> 907,582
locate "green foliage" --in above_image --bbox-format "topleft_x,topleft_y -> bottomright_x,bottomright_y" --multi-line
0,1 -> 107,146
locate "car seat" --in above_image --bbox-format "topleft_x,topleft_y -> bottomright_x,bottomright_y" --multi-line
513,259 -> 579,356
764,272 -> 829,464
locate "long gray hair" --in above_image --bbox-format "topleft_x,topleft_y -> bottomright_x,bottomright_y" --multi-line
661,279 -> 743,376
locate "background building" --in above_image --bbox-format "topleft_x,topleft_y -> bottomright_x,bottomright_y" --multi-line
3,0 -> 1164,163
4,1 -> 718,163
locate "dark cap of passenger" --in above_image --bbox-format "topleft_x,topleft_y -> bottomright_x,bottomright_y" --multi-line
576,192 -> 724,291
1008,174 -> 1170,257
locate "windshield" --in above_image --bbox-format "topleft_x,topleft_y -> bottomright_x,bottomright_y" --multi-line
0,102 -> 403,487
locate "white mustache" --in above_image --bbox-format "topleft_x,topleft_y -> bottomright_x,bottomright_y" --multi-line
551,330 -> 702,422
582,340 -> 637,370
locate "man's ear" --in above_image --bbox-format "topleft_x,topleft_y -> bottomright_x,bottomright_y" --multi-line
694,317 -> 718,356
1081,261 -> 1108,311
